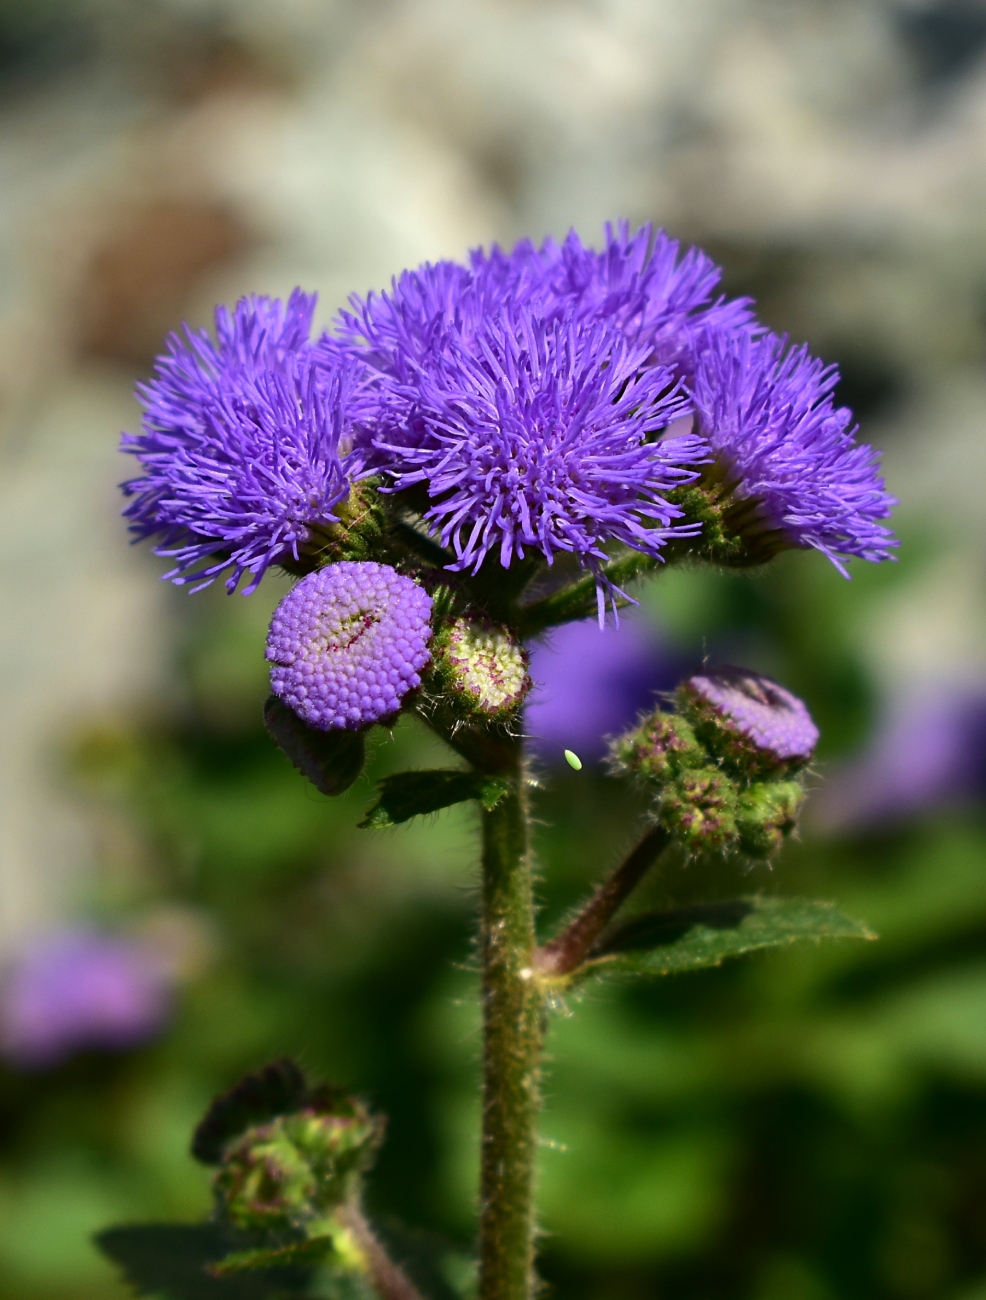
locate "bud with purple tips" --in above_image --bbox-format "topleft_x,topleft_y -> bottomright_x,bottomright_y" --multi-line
266,562 -> 433,732
680,666 -> 819,778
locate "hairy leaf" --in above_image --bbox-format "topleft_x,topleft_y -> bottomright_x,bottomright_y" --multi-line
95,1223 -> 317,1299
359,770 -> 510,829
582,896 -> 875,979
264,697 -> 365,796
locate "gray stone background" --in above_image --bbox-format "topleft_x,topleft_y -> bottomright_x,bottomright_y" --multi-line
1,0 -> 984,952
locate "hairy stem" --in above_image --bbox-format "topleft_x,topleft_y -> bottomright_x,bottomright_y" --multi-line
478,747 -> 542,1300
337,1202 -> 426,1300
535,825 -> 670,978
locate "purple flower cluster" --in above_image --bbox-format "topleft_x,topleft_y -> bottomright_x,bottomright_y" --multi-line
266,562 -> 433,730
122,223 -> 896,601
122,291 -> 360,593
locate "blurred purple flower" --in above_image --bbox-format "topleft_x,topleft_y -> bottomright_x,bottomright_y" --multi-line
0,929 -> 171,1069
527,614 -> 683,762
814,687 -> 986,831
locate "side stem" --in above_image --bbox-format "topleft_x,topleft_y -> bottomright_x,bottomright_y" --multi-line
535,825 -> 670,978
478,747 -> 541,1300
337,1202 -> 426,1300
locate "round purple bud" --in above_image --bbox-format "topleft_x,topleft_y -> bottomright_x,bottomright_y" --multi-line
266,562 -> 433,731
681,667 -> 818,776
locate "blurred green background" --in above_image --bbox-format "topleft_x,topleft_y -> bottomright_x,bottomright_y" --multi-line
1,2 -> 985,1298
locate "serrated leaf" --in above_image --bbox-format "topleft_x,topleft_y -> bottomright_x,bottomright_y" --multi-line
581,896 -> 875,979
264,697 -> 365,796
95,1223 -> 318,1299
359,770 -> 510,829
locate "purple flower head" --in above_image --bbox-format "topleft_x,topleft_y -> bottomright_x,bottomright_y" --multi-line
359,303 -> 707,594
122,291 -> 362,594
266,562 -> 433,731
682,666 -> 819,775
0,929 -> 171,1069
691,329 -> 897,573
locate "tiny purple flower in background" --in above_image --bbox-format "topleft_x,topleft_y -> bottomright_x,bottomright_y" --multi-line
266,561 -> 433,731
358,305 -> 706,590
121,291 -> 362,594
682,666 -> 819,772
814,687 -> 986,831
690,329 -> 897,572
527,614 -> 683,762
0,930 -> 171,1070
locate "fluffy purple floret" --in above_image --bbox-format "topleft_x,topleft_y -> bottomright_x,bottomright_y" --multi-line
0,930 -> 170,1069
362,304 -> 707,585
686,667 -> 819,764
691,329 -> 897,573
266,562 -> 433,731
121,290 -> 361,594
335,222 -> 751,374
478,222 -> 755,365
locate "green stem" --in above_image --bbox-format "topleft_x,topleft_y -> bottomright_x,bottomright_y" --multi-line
478,748 -> 542,1300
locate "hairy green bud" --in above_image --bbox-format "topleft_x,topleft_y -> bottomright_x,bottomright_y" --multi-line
431,617 -> 531,720
736,780 -> 805,859
613,710 -> 705,784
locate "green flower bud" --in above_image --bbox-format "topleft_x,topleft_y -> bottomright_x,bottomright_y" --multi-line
659,767 -> 739,853
612,710 -> 705,784
432,617 -> 531,720
215,1102 -> 381,1232
736,780 -> 805,859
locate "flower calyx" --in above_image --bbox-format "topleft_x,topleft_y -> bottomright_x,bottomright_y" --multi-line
279,479 -> 388,576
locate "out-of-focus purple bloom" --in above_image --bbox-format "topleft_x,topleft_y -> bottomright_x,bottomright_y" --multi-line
266,562 -> 433,731
0,930 -> 171,1069
814,688 -> 986,831
122,291 -> 362,594
527,613 -> 683,762
690,329 -> 897,573
683,667 -> 819,771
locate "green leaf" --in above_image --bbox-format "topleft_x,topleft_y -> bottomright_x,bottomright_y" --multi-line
359,770 -> 510,829
581,897 -> 875,979
95,1223 -> 318,1299
263,697 -> 365,797
209,1236 -> 334,1276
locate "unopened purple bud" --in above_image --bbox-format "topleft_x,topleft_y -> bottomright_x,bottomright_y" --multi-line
681,667 -> 818,777
267,562 -> 433,732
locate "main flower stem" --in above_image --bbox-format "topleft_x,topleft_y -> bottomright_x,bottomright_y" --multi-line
478,744 -> 542,1300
